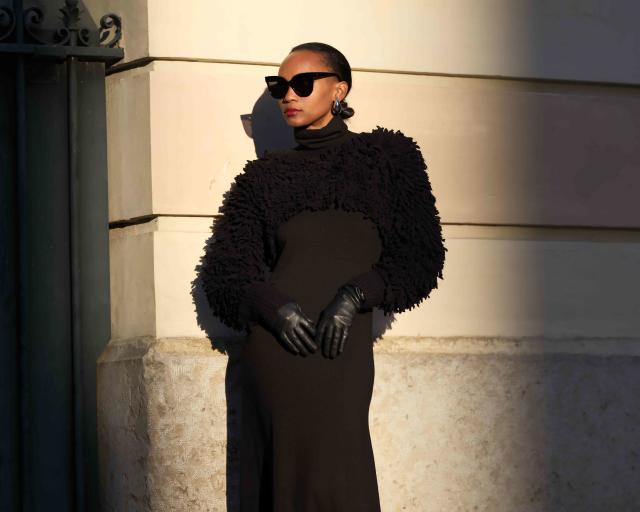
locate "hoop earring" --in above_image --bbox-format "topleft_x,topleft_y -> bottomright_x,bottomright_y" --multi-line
331,98 -> 342,115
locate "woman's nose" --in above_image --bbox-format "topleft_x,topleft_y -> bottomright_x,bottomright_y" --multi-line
283,85 -> 298,102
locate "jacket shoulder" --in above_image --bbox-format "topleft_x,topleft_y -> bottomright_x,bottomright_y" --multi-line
364,126 -> 428,176
367,126 -> 421,149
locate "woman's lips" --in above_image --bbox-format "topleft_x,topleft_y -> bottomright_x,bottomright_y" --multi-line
285,109 -> 300,117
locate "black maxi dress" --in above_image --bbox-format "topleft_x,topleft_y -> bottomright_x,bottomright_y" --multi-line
199,115 -> 447,511
240,207 -> 383,510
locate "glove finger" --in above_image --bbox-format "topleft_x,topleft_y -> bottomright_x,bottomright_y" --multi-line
330,325 -> 341,359
318,320 -> 330,357
315,317 -> 326,347
323,324 -> 335,358
300,316 -> 317,340
295,324 -> 317,353
291,329 -> 310,356
281,331 -> 300,355
338,328 -> 348,355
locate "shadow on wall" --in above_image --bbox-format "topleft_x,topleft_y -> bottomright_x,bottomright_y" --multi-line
244,89 -> 297,157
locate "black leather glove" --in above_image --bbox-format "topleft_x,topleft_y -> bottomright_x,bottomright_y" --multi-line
315,284 -> 365,359
270,302 -> 318,356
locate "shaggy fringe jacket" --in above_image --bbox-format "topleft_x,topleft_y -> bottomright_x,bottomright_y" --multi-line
198,127 -> 447,333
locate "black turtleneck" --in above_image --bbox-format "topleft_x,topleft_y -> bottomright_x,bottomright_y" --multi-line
293,114 -> 355,150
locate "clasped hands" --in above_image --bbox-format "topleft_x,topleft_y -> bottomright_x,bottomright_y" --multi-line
272,284 -> 365,359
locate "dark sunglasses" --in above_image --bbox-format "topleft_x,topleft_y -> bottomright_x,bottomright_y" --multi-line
264,72 -> 341,99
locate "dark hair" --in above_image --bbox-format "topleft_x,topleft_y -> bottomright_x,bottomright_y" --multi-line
289,42 -> 355,119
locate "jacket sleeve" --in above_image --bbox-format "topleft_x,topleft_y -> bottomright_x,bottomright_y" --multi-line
345,129 -> 447,314
198,162 -> 295,332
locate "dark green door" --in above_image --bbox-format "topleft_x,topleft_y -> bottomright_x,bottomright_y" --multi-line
0,2 -> 123,510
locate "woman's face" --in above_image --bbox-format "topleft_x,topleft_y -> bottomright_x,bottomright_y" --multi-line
276,50 -> 349,130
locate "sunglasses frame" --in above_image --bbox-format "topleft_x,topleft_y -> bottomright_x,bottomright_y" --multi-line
264,72 -> 342,99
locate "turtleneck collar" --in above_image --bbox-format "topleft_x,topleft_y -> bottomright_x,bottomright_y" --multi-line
293,115 -> 352,150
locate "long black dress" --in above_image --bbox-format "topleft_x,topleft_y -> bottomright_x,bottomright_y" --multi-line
199,115 -> 447,511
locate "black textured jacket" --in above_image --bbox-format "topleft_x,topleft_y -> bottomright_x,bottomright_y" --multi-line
198,125 -> 447,333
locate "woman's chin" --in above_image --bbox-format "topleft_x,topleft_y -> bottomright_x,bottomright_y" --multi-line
283,117 -> 311,128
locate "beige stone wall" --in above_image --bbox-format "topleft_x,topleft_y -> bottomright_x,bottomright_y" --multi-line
93,0 -> 640,510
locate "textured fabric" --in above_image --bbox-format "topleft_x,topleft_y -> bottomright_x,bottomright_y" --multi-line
198,121 -> 447,333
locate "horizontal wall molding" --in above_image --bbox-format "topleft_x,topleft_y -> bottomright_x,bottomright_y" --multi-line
109,215 -> 640,243
376,336 -> 640,356
106,56 -> 640,90
98,0 -> 640,85
100,336 -> 640,362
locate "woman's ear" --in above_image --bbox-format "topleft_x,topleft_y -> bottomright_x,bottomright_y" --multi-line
336,81 -> 349,102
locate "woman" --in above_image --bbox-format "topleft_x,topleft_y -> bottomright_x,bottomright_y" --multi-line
199,42 -> 446,511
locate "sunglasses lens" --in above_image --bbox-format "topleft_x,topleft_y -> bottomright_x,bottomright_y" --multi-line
291,75 -> 314,97
266,77 -> 288,99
